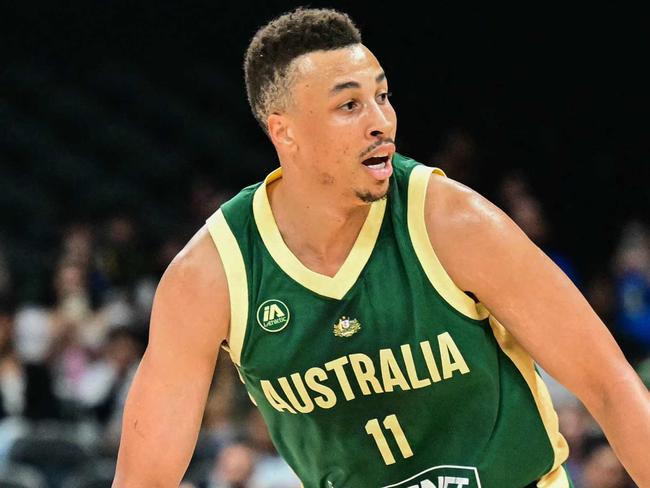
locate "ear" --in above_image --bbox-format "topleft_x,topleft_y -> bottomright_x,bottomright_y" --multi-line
267,113 -> 296,151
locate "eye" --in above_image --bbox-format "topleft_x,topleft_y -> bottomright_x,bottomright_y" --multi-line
377,91 -> 393,103
340,100 -> 359,111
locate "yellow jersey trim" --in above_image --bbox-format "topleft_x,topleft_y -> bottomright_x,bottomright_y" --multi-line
252,167 -> 386,300
407,165 -> 489,320
487,314 -> 570,487
537,465 -> 570,488
206,209 -> 248,366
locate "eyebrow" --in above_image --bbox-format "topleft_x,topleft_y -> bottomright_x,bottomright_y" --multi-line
328,72 -> 386,97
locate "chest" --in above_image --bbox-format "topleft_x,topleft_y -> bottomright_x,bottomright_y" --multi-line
239,243 -> 497,395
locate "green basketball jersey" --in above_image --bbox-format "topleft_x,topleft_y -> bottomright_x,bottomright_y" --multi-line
206,153 -> 570,488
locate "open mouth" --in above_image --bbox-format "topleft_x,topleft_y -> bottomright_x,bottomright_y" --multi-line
362,155 -> 390,169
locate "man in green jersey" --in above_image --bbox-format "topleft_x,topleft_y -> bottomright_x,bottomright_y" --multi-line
113,7 -> 650,488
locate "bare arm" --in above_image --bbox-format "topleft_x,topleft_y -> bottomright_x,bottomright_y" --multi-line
425,174 -> 650,486
113,227 -> 230,487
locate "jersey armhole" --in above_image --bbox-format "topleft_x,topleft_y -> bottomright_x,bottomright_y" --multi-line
407,164 -> 489,321
206,209 -> 249,366
408,165 -> 570,476
488,315 -> 570,485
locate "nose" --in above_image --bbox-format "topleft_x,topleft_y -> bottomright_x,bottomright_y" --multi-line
366,100 -> 394,139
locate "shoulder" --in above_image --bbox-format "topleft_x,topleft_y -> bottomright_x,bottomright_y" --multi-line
425,172 -> 510,233
423,171 -> 527,292
152,225 -> 230,347
165,225 -> 227,290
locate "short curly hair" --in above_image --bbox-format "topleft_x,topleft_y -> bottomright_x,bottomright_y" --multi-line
244,7 -> 362,136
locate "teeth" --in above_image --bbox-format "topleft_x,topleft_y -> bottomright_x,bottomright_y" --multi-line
367,162 -> 386,170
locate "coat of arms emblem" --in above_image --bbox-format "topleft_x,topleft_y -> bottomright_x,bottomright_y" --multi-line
333,316 -> 361,337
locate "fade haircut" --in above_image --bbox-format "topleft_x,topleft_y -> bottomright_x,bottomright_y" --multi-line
244,7 -> 362,136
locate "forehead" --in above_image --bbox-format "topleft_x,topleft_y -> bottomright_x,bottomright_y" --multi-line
292,44 -> 384,94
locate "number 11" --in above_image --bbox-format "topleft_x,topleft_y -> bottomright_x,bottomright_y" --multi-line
365,414 -> 414,465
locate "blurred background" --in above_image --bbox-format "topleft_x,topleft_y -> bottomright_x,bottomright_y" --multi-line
0,1 -> 648,487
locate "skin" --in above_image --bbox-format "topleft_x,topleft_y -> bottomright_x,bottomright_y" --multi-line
112,44 -> 650,487
426,175 -> 650,486
266,44 -> 397,275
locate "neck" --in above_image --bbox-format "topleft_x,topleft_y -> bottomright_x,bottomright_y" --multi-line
267,165 -> 371,277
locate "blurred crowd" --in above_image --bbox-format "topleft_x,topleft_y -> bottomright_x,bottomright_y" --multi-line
0,133 -> 649,488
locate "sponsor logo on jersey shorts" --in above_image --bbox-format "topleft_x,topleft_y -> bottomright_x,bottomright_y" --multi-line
256,299 -> 291,332
382,465 -> 481,488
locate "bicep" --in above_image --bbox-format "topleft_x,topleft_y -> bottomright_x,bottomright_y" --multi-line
115,349 -> 217,486
114,230 -> 229,487
467,226 -> 626,404
428,178 -> 631,409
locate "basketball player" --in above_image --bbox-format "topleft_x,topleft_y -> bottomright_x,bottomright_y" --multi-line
112,8 -> 650,488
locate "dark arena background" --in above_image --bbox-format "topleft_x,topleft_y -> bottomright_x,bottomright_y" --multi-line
0,2 -> 648,487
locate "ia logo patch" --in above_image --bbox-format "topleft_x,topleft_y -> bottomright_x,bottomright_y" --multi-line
256,299 -> 290,332
382,465 -> 481,488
